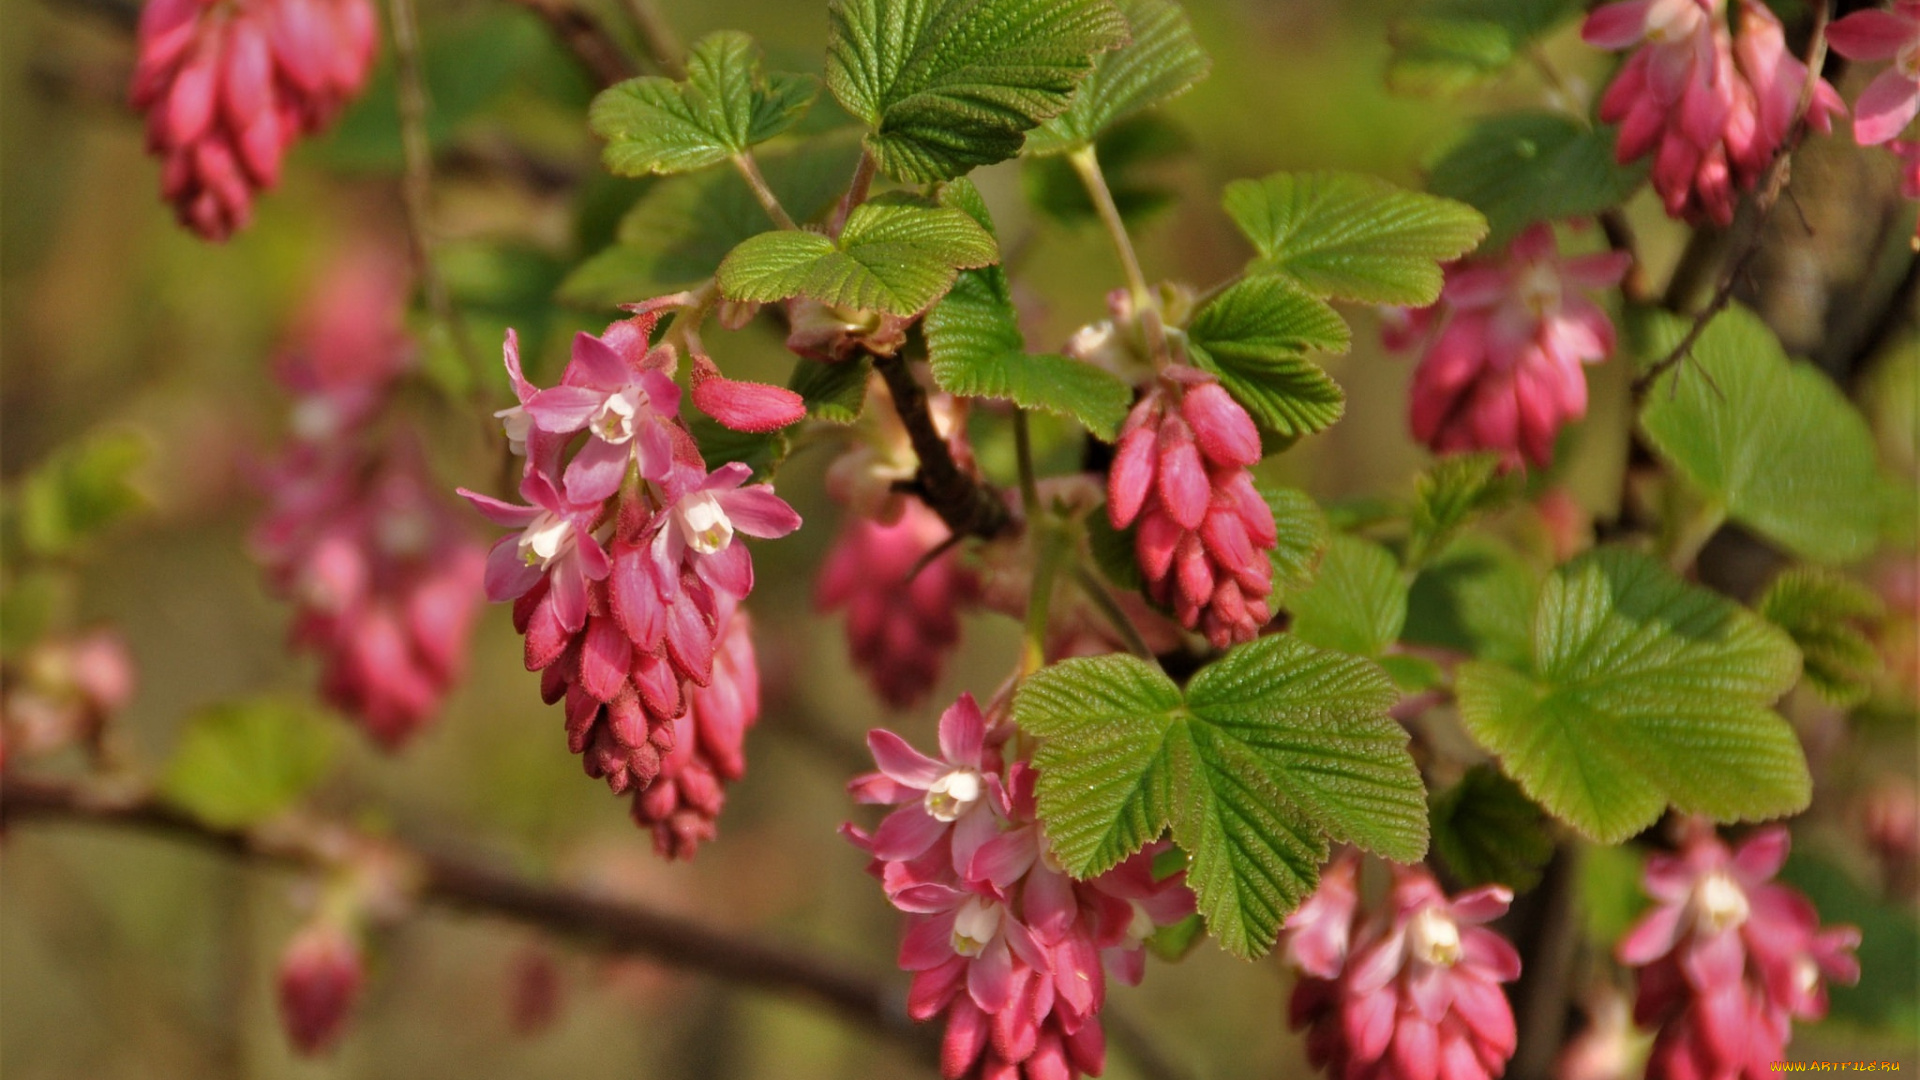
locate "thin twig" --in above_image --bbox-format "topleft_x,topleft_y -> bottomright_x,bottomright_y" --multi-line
389,0 -> 479,377
1598,209 -> 1653,306
508,0 -> 637,87
871,351 -> 1015,541
830,149 -> 880,238
1633,1 -> 1834,399
0,775 -> 935,1061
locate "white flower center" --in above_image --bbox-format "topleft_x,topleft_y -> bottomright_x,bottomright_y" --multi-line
518,511 -> 574,568
1408,906 -> 1463,967
590,391 -> 640,445
952,897 -> 1002,957
924,769 -> 983,822
1645,0 -> 1705,44
1516,260 -> 1564,318
1691,871 -> 1751,935
292,399 -> 341,442
1127,900 -> 1157,944
1792,955 -> 1819,998
495,405 -> 532,454
675,492 -> 734,555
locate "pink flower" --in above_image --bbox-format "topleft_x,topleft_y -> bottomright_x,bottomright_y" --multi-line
462,466 -> 612,634
0,629 -> 138,758
1729,0 -> 1847,185
1109,370 -> 1276,647
130,0 -> 377,240
816,500 -> 980,710
1282,851 -> 1362,980
1617,822 -> 1860,1080
1395,225 -> 1630,468
1827,2 -> 1920,145
850,694 -> 1005,878
277,918 -> 365,1057
517,330 -> 683,503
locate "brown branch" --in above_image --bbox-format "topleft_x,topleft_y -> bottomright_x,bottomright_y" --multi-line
1634,0 -> 1834,398
871,351 -> 1016,540
508,0 -> 636,87
1598,209 -> 1653,306
1,775 -> 934,1062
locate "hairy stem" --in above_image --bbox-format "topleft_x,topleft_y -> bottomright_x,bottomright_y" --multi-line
830,148 -> 879,239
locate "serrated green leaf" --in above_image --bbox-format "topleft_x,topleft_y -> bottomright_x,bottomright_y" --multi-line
1028,0 -> 1210,154
1225,171 -> 1487,306
1758,567 -> 1884,706
160,699 -> 335,829
925,266 -> 1132,438
717,197 -> 999,314
690,417 -> 790,481
1260,485 -> 1330,597
1427,112 -> 1647,248
1016,636 -> 1426,959
1181,276 -> 1349,439
1456,547 -> 1809,843
1404,534 -> 1538,669
1087,512 -> 1146,591
1404,451 -> 1518,571
1640,306 -> 1883,565
1386,0 -> 1586,95
826,0 -> 1131,181
1380,653 -> 1445,692
16,431 -> 148,558
589,31 -> 818,177
1429,764 -> 1555,892
791,356 -> 874,424
1024,113 -> 1187,224
561,135 -> 864,306
1288,534 -> 1408,658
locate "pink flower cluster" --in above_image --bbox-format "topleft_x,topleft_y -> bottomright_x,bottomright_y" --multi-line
1617,823 -> 1860,1080
254,248 -> 485,749
1108,371 -> 1277,647
131,0 -> 377,240
846,695 -> 1195,1080
1282,854 -> 1522,1080
816,501 -> 980,710
1388,225 -> 1630,469
1584,0 -> 1844,225
460,307 -> 801,856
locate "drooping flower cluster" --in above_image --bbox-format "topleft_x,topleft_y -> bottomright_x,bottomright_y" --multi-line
460,308 -> 800,855
254,247 -> 485,750
1108,370 -> 1277,647
1282,853 -> 1523,1080
1583,0 -> 1845,225
130,0 -> 378,240
1386,225 -> 1631,469
1616,822 -> 1860,1080
846,695 -> 1195,1080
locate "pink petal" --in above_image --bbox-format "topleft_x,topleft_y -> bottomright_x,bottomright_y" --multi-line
458,488 -> 540,528
1392,1013 -> 1441,1080
872,804 -> 948,863
1448,886 -> 1513,925
1826,10 -> 1917,62
482,536 -> 541,601
566,331 -> 631,389
1617,903 -> 1685,965
1582,0 -> 1657,50
901,911 -> 959,970
1731,826 -> 1790,885
527,385 -> 605,432
938,693 -> 986,766
867,729 -> 945,788
968,938 -> 1016,1013
717,486 -> 802,538
563,437 -> 630,504
1853,70 -> 1920,146
970,829 -> 1040,889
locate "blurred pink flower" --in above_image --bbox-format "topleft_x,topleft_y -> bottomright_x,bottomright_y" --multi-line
1827,2 -> 1920,145
277,918 -> 365,1057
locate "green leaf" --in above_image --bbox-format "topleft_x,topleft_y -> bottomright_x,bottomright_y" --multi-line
1429,764 -> 1555,892
1181,276 -> 1350,439
691,417 -> 789,481
560,135 -> 864,306
1404,534 -> 1537,669
16,430 -> 147,558
1027,0 -> 1210,154
1224,171 -> 1488,305
791,355 -> 874,424
1288,534 -> 1408,658
1387,0 -> 1586,95
825,0 -> 1130,181
925,266 -> 1132,439
1640,306 -> 1884,565
1087,512 -> 1146,591
160,699 -> 335,829
1025,114 -> 1188,224
717,197 -> 999,314
1456,547 -> 1809,843
1403,451 -> 1518,571
1427,112 -> 1648,248
1261,485 -> 1330,597
1016,636 -> 1427,958
589,31 -> 817,177
1758,567 -> 1884,706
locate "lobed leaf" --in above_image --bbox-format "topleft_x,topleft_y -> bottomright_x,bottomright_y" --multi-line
1028,0 -> 1210,154
1426,112 -> 1647,248
1429,764 -> 1555,892
790,356 -> 875,424
590,31 -> 818,176
716,197 -> 999,314
1403,534 -> 1537,670
1403,451 -> 1517,572
1181,276 -> 1350,439
1260,484 -> 1330,597
1287,534 -> 1408,658
1758,567 -> 1884,706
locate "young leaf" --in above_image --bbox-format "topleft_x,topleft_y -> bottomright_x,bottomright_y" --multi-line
1640,306 -> 1884,565
1015,636 -> 1428,959
1429,764 -> 1555,892
790,356 -> 874,424
1426,112 -> 1647,248
1387,0 -> 1586,95
16,430 -> 148,558
589,31 -> 818,176
1403,451 -> 1517,571
160,699 -> 335,829
925,267 -> 1132,439
1758,567 -> 1884,706
1181,276 -> 1350,439
717,197 -> 999,314
561,136 -> 863,305
1027,0 -> 1211,154
1224,172 -> 1488,305
1261,484 -> 1330,597
1456,547 -> 1809,844
1288,535 -> 1408,658
825,0 -> 1131,181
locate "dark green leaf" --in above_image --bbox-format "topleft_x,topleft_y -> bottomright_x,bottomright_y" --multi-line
790,356 -> 874,424
1028,0 -> 1210,153
160,699 -> 335,828
1403,534 -> 1537,669
1429,764 -> 1555,892
1386,0 -> 1586,94
1182,276 -> 1350,439
589,31 -> 818,176
717,197 -> 999,314
1288,535 -> 1407,658
690,417 -> 790,481
1758,567 -> 1884,706
1427,112 -> 1648,247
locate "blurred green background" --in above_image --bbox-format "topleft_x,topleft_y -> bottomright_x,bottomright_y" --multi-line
2,0 -> 1915,1076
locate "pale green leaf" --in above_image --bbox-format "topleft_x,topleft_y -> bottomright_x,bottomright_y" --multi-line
716,197 -> 999,314
1640,306 -> 1884,565
1758,567 -> 1884,706
826,0 -> 1130,181
1181,276 -> 1350,439
589,31 -> 818,176
1430,764 -> 1555,892
1224,171 -> 1487,305
1288,534 -> 1407,658
160,699 -> 335,829
1387,0 -> 1586,94
1028,0 -> 1210,154
1456,547 -> 1809,843
1427,112 -> 1647,247
16,430 -> 148,558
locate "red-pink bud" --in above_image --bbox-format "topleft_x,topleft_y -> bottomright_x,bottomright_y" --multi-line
277,920 -> 364,1057
689,353 -> 805,433
1181,382 -> 1261,468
